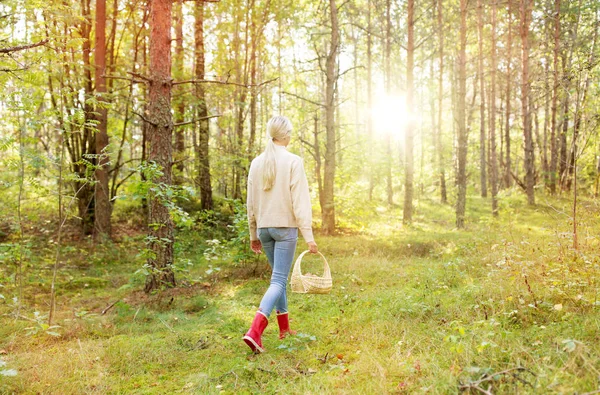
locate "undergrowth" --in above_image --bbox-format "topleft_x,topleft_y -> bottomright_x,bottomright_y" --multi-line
0,192 -> 599,394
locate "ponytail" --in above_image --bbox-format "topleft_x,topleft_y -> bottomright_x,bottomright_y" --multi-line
262,115 -> 292,191
263,137 -> 277,191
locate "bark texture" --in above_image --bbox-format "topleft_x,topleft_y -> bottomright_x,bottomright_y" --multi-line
94,0 -> 111,239
145,0 -> 176,293
322,0 -> 339,235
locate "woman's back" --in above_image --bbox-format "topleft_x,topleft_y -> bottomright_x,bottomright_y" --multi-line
247,145 -> 313,243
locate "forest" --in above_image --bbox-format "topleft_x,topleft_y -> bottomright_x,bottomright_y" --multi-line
1,0 -> 599,392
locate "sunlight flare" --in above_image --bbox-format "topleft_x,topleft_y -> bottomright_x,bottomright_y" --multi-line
370,94 -> 413,139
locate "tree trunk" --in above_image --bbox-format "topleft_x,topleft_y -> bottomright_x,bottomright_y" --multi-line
403,0 -> 415,223
94,0 -> 111,239
490,0 -> 498,216
549,0 -> 561,194
504,0 -> 513,189
173,0 -> 186,185
477,0 -> 487,198
322,0 -> 339,235
520,0 -> 535,205
456,0 -> 468,228
367,0 -> 374,201
145,0 -> 176,293
436,0 -> 447,204
385,0 -> 393,206
194,0 -> 213,210
79,0 -> 96,236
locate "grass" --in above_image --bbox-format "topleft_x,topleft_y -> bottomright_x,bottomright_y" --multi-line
1,192 -> 600,394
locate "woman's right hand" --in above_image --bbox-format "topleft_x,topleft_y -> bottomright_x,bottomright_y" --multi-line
307,241 -> 318,254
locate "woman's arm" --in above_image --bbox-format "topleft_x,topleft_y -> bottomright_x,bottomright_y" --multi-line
247,164 -> 258,242
290,158 -> 316,248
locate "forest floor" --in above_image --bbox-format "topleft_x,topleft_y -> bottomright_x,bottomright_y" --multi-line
1,192 -> 600,394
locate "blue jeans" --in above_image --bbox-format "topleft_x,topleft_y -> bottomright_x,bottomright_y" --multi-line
258,227 -> 298,317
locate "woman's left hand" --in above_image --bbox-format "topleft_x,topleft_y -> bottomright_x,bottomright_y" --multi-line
251,240 -> 262,254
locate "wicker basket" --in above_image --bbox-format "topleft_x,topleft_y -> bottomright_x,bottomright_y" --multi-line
290,251 -> 332,294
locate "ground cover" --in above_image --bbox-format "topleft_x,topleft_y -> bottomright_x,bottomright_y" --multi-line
1,193 -> 599,394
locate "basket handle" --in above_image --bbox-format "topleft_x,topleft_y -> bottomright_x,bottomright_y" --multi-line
292,250 -> 331,279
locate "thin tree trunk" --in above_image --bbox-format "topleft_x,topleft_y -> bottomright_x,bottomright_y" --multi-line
194,0 -> 213,210
477,0 -> 487,198
94,0 -> 111,239
456,0 -> 468,228
173,0 -> 186,185
437,0 -> 447,204
549,0 -> 561,193
490,0 -> 498,216
520,0 -> 535,205
322,0 -> 339,235
403,0 -> 415,223
385,0 -> 393,206
79,0 -> 96,235
504,0 -> 513,189
367,0 -> 374,201
145,0 -> 175,293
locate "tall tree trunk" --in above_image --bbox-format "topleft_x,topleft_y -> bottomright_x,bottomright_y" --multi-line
477,0 -> 487,198
322,0 -> 339,235
173,0 -> 186,185
403,0 -> 415,223
385,0 -> 393,206
504,0 -> 513,189
543,29 -> 551,189
456,0 -> 468,228
367,0 -> 375,201
490,0 -> 498,216
79,0 -> 96,236
559,0 -> 580,190
567,6 -> 596,191
94,0 -> 111,239
436,0 -> 447,204
549,0 -> 561,194
145,0 -> 175,293
194,0 -> 213,210
520,0 -> 535,205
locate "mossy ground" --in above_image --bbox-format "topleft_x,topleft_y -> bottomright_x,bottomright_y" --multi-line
1,192 -> 599,394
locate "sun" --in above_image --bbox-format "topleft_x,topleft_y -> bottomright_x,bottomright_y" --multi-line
370,94 -> 412,139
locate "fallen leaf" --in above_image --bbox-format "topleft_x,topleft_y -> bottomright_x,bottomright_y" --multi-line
336,354 -> 344,360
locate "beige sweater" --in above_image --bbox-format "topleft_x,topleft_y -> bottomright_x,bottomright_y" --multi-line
247,145 -> 314,243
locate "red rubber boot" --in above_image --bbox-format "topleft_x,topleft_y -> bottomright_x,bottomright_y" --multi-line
276,312 -> 297,340
243,312 -> 269,353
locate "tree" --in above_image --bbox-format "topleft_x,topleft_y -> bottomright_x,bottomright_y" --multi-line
520,0 -> 535,205
504,0 -> 514,189
173,0 -> 186,185
322,0 -> 339,235
436,0 -> 447,204
403,0 -> 415,223
456,0 -> 468,228
94,0 -> 111,239
549,0 -> 561,194
489,0 -> 499,216
194,0 -> 213,210
477,0 -> 487,198
145,0 -> 176,293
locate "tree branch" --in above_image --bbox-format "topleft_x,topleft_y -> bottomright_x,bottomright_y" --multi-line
173,77 -> 278,88
0,39 -> 49,54
173,114 -> 222,127
282,91 -> 324,107
104,75 -> 146,84
132,110 -> 157,127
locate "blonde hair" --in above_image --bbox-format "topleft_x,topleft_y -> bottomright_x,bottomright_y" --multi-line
263,115 -> 292,191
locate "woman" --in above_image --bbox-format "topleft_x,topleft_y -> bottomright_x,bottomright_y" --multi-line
243,115 -> 318,354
